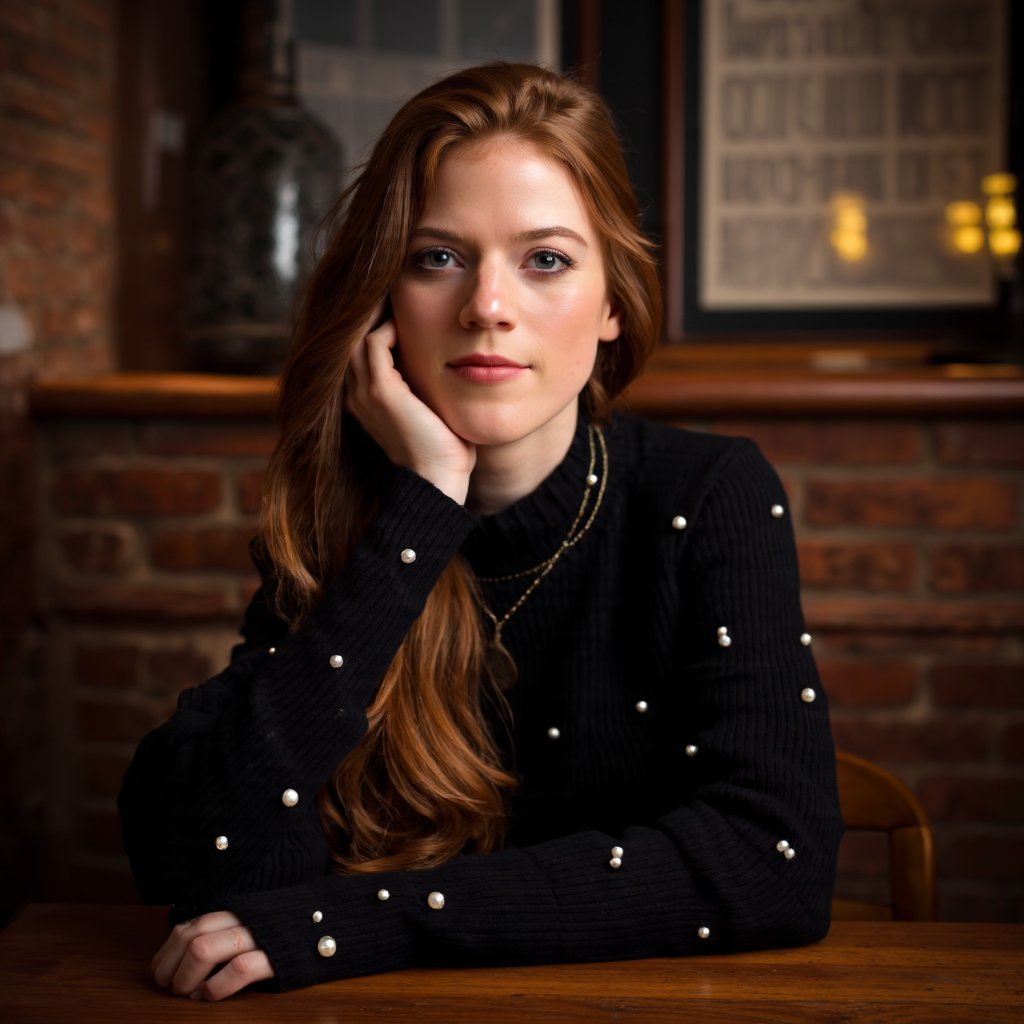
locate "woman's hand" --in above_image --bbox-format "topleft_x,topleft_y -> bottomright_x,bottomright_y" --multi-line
346,312 -> 475,504
151,911 -> 275,1001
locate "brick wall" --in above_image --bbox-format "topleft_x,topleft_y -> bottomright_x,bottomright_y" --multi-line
0,0 -> 115,922
29,402 -> 1024,921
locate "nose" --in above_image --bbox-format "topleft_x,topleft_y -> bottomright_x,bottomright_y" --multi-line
458,261 -> 516,330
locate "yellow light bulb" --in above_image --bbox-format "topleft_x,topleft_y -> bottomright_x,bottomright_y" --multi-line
946,201 -> 982,227
952,225 -> 985,254
981,172 -> 1017,196
985,196 -> 1017,229
831,229 -> 867,262
988,227 -> 1022,259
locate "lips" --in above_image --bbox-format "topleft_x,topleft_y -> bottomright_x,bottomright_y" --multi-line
447,354 -> 528,383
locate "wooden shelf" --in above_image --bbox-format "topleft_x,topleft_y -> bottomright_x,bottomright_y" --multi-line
28,364 -> 1024,420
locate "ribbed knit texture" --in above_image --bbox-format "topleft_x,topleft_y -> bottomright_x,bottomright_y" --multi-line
119,412 -> 843,990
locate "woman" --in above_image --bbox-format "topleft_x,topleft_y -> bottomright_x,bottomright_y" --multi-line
119,62 -> 843,1001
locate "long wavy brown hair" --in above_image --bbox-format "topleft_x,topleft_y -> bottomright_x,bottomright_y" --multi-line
259,63 -> 663,874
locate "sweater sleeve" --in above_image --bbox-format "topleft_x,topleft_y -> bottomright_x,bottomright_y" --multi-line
218,437 -> 843,990
117,468 -> 477,911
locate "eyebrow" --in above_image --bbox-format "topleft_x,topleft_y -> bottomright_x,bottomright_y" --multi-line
411,225 -> 590,247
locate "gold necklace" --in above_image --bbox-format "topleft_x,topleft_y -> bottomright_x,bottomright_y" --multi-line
480,424 -> 608,690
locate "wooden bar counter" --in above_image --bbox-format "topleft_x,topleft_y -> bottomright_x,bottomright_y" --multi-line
1,904 -> 1021,1022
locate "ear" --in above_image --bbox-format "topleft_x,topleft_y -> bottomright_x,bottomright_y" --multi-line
598,296 -> 621,343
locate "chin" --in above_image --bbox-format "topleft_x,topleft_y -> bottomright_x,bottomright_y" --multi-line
440,403 -> 541,448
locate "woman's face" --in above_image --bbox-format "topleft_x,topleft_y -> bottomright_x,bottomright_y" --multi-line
389,137 -> 620,454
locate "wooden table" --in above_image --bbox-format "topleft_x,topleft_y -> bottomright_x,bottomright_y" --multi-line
1,904 -> 1021,1022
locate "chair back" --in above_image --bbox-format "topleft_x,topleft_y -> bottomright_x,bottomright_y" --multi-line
833,750 -> 935,921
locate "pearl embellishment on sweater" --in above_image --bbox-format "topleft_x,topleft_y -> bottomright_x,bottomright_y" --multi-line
609,845 -> 624,869
686,744 -> 698,757
698,926 -> 710,939
377,889 -> 390,902
214,835 -> 228,851
635,700 -> 648,713
771,504 -> 785,518
427,891 -> 445,910
801,688 -> 816,703
586,473 -> 598,486
281,788 -> 299,807
317,936 -> 337,957
717,626 -> 732,648
329,654 -> 344,669
547,727 -> 561,740
671,515 -> 687,530
312,910 -> 322,923
800,632 -> 812,646
268,646 -> 276,655
400,548 -> 417,564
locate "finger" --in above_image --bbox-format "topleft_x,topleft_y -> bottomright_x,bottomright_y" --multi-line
151,911 -> 243,987
170,924 -> 258,996
193,949 -> 275,1002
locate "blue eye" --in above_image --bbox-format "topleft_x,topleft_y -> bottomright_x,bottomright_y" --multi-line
413,247 -> 457,270
527,249 -> 572,272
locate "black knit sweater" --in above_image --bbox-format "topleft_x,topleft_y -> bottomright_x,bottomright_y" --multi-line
119,412 -> 843,990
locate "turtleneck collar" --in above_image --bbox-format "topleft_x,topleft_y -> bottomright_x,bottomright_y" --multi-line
462,407 -> 594,579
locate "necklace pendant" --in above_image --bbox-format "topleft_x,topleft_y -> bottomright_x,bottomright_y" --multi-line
486,637 -> 518,692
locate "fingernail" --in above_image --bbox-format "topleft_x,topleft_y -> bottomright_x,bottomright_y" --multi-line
189,991 -> 203,1000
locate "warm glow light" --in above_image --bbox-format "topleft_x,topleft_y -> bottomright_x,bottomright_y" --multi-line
989,227 -> 1022,259
830,230 -> 868,261
830,192 -> 867,262
952,225 -> 986,254
985,196 -> 1017,229
981,172 -> 1017,196
946,200 -> 982,227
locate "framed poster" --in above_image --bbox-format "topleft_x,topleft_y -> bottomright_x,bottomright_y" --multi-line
664,0 -> 1019,338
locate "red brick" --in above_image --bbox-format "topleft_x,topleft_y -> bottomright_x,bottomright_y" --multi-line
715,420 -> 922,465
32,132 -> 103,180
81,752 -> 131,798
1001,723 -> 1024,763
50,20 -> 105,65
920,776 -> 1024,823
804,478 -> 1018,529
824,633 -> 1001,656
818,659 -> 917,707
237,467 -> 266,514
47,421 -> 135,460
52,466 -> 222,516
930,663 -> 1024,708
939,834 -> 1024,882
145,647 -> 213,699
59,526 -> 135,573
71,0 -> 112,31
77,699 -> 153,743
17,47 -> 80,92
139,421 -> 277,457
0,4 -> 41,36
74,642 -> 139,690
798,540 -> 916,591
928,543 -> 1024,594
151,526 -> 256,572
79,808 -> 124,857
806,596 -> 1024,635
2,80 -> 69,126
935,422 -> 1024,467
830,719 -> 991,763
54,583 -> 238,621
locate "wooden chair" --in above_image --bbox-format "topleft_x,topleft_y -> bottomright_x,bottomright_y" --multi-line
832,750 -> 935,921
